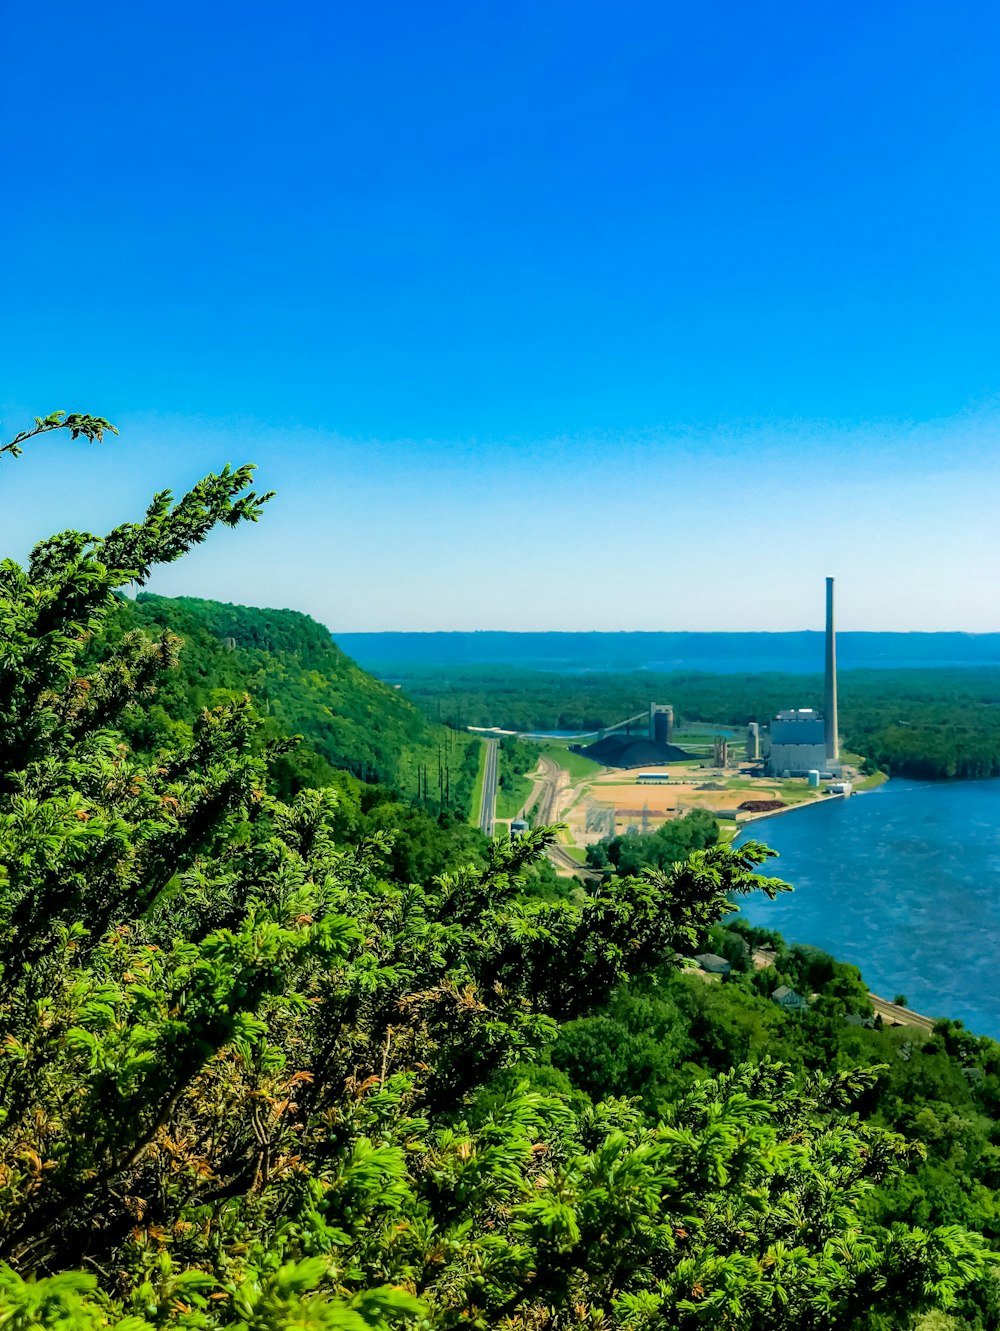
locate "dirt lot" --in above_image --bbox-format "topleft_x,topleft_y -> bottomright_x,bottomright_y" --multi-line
545,751 -> 857,847
568,760 -> 841,837
588,780 -> 766,814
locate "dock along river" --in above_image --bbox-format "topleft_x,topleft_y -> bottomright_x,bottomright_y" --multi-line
735,777 -> 1000,1039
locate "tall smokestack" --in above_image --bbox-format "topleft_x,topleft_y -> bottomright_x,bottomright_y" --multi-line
824,576 -> 839,761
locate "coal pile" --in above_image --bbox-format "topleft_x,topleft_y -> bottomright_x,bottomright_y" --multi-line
576,734 -> 693,769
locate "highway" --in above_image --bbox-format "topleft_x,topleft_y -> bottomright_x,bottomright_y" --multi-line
479,738 -> 499,836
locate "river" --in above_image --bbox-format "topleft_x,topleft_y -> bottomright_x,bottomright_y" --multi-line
735,778 -> 1000,1039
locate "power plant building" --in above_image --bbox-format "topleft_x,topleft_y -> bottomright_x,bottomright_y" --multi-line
756,577 -> 841,778
765,709 -> 828,777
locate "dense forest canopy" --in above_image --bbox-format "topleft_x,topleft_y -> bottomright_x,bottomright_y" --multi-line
378,664 -> 1000,780
106,594 -> 480,807
0,416 -> 998,1329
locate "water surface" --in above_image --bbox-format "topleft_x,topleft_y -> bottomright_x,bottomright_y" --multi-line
735,779 -> 1000,1038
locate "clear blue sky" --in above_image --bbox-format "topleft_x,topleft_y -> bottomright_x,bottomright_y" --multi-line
3,0 -> 1000,630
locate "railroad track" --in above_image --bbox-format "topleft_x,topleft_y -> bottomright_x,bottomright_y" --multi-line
868,993 -> 936,1035
546,841 -> 602,882
529,755 -> 603,881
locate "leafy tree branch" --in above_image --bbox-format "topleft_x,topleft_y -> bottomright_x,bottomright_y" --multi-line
1,411 -> 118,460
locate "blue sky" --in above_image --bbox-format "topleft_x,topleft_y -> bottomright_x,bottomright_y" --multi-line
3,0 -> 1000,630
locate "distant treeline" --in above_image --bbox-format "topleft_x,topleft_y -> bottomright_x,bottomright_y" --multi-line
335,629 -> 1000,672
381,663 -> 1000,781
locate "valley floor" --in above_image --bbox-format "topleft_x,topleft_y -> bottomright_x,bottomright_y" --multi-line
491,737 -> 863,871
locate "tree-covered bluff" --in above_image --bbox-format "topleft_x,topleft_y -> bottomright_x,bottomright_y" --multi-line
102,593 -> 481,808
0,416 -> 996,1329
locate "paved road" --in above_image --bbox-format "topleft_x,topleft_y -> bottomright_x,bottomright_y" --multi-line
479,738 -> 499,836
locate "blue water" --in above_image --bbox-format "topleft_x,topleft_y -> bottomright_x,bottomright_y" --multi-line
520,729 -> 590,738
735,779 -> 1000,1038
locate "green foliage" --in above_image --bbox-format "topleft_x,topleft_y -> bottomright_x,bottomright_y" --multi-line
0,418 -> 995,1328
587,807 -> 719,874
494,735 -> 536,820
383,662 -> 1000,782
102,594 -> 474,808
550,923 -> 1000,1326
0,410 -> 118,459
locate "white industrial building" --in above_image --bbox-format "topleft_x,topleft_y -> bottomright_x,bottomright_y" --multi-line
750,578 -> 842,780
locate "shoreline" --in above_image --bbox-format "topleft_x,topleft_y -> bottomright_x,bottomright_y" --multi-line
737,790 -> 847,828
736,772 -> 890,830
732,776 -> 977,1039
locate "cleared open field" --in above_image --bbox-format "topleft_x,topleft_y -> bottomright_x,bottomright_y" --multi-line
526,739 -> 855,851
538,740 -> 604,781
495,774 -> 534,820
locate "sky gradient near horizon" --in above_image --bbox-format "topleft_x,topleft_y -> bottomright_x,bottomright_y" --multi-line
4,0 -> 1000,632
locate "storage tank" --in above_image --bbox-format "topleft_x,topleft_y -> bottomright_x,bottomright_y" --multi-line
807,769 -> 820,788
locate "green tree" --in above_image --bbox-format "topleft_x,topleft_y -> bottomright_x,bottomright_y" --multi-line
0,419 -> 993,1328
587,808 -> 719,875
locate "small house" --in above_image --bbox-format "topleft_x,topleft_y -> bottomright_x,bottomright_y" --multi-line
695,953 -> 731,976
772,984 -> 807,1012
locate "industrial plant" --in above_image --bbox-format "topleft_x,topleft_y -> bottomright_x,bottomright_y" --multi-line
567,577 -> 844,785
577,702 -> 691,768
500,576 -> 857,855
751,576 -> 842,779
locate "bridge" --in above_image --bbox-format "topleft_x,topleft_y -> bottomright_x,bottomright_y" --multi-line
470,712 -> 727,753
470,710 -> 653,743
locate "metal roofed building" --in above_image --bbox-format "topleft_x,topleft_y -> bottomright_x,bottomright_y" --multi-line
772,985 -> 808,1012
765,708 -> 828,777
695,953 -> 732,975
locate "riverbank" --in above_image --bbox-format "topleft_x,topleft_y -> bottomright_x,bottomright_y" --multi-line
738,789 -> 847,827
737,766 -> 889,828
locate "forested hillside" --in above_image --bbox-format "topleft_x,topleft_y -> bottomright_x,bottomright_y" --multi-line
0,417 -> 998,1330
102,594 -> 482,809
383,663 -> 1000,780
550,914 -> 1000,1279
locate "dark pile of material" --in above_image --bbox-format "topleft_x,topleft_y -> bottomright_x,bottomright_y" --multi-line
576,734 -> 693,768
